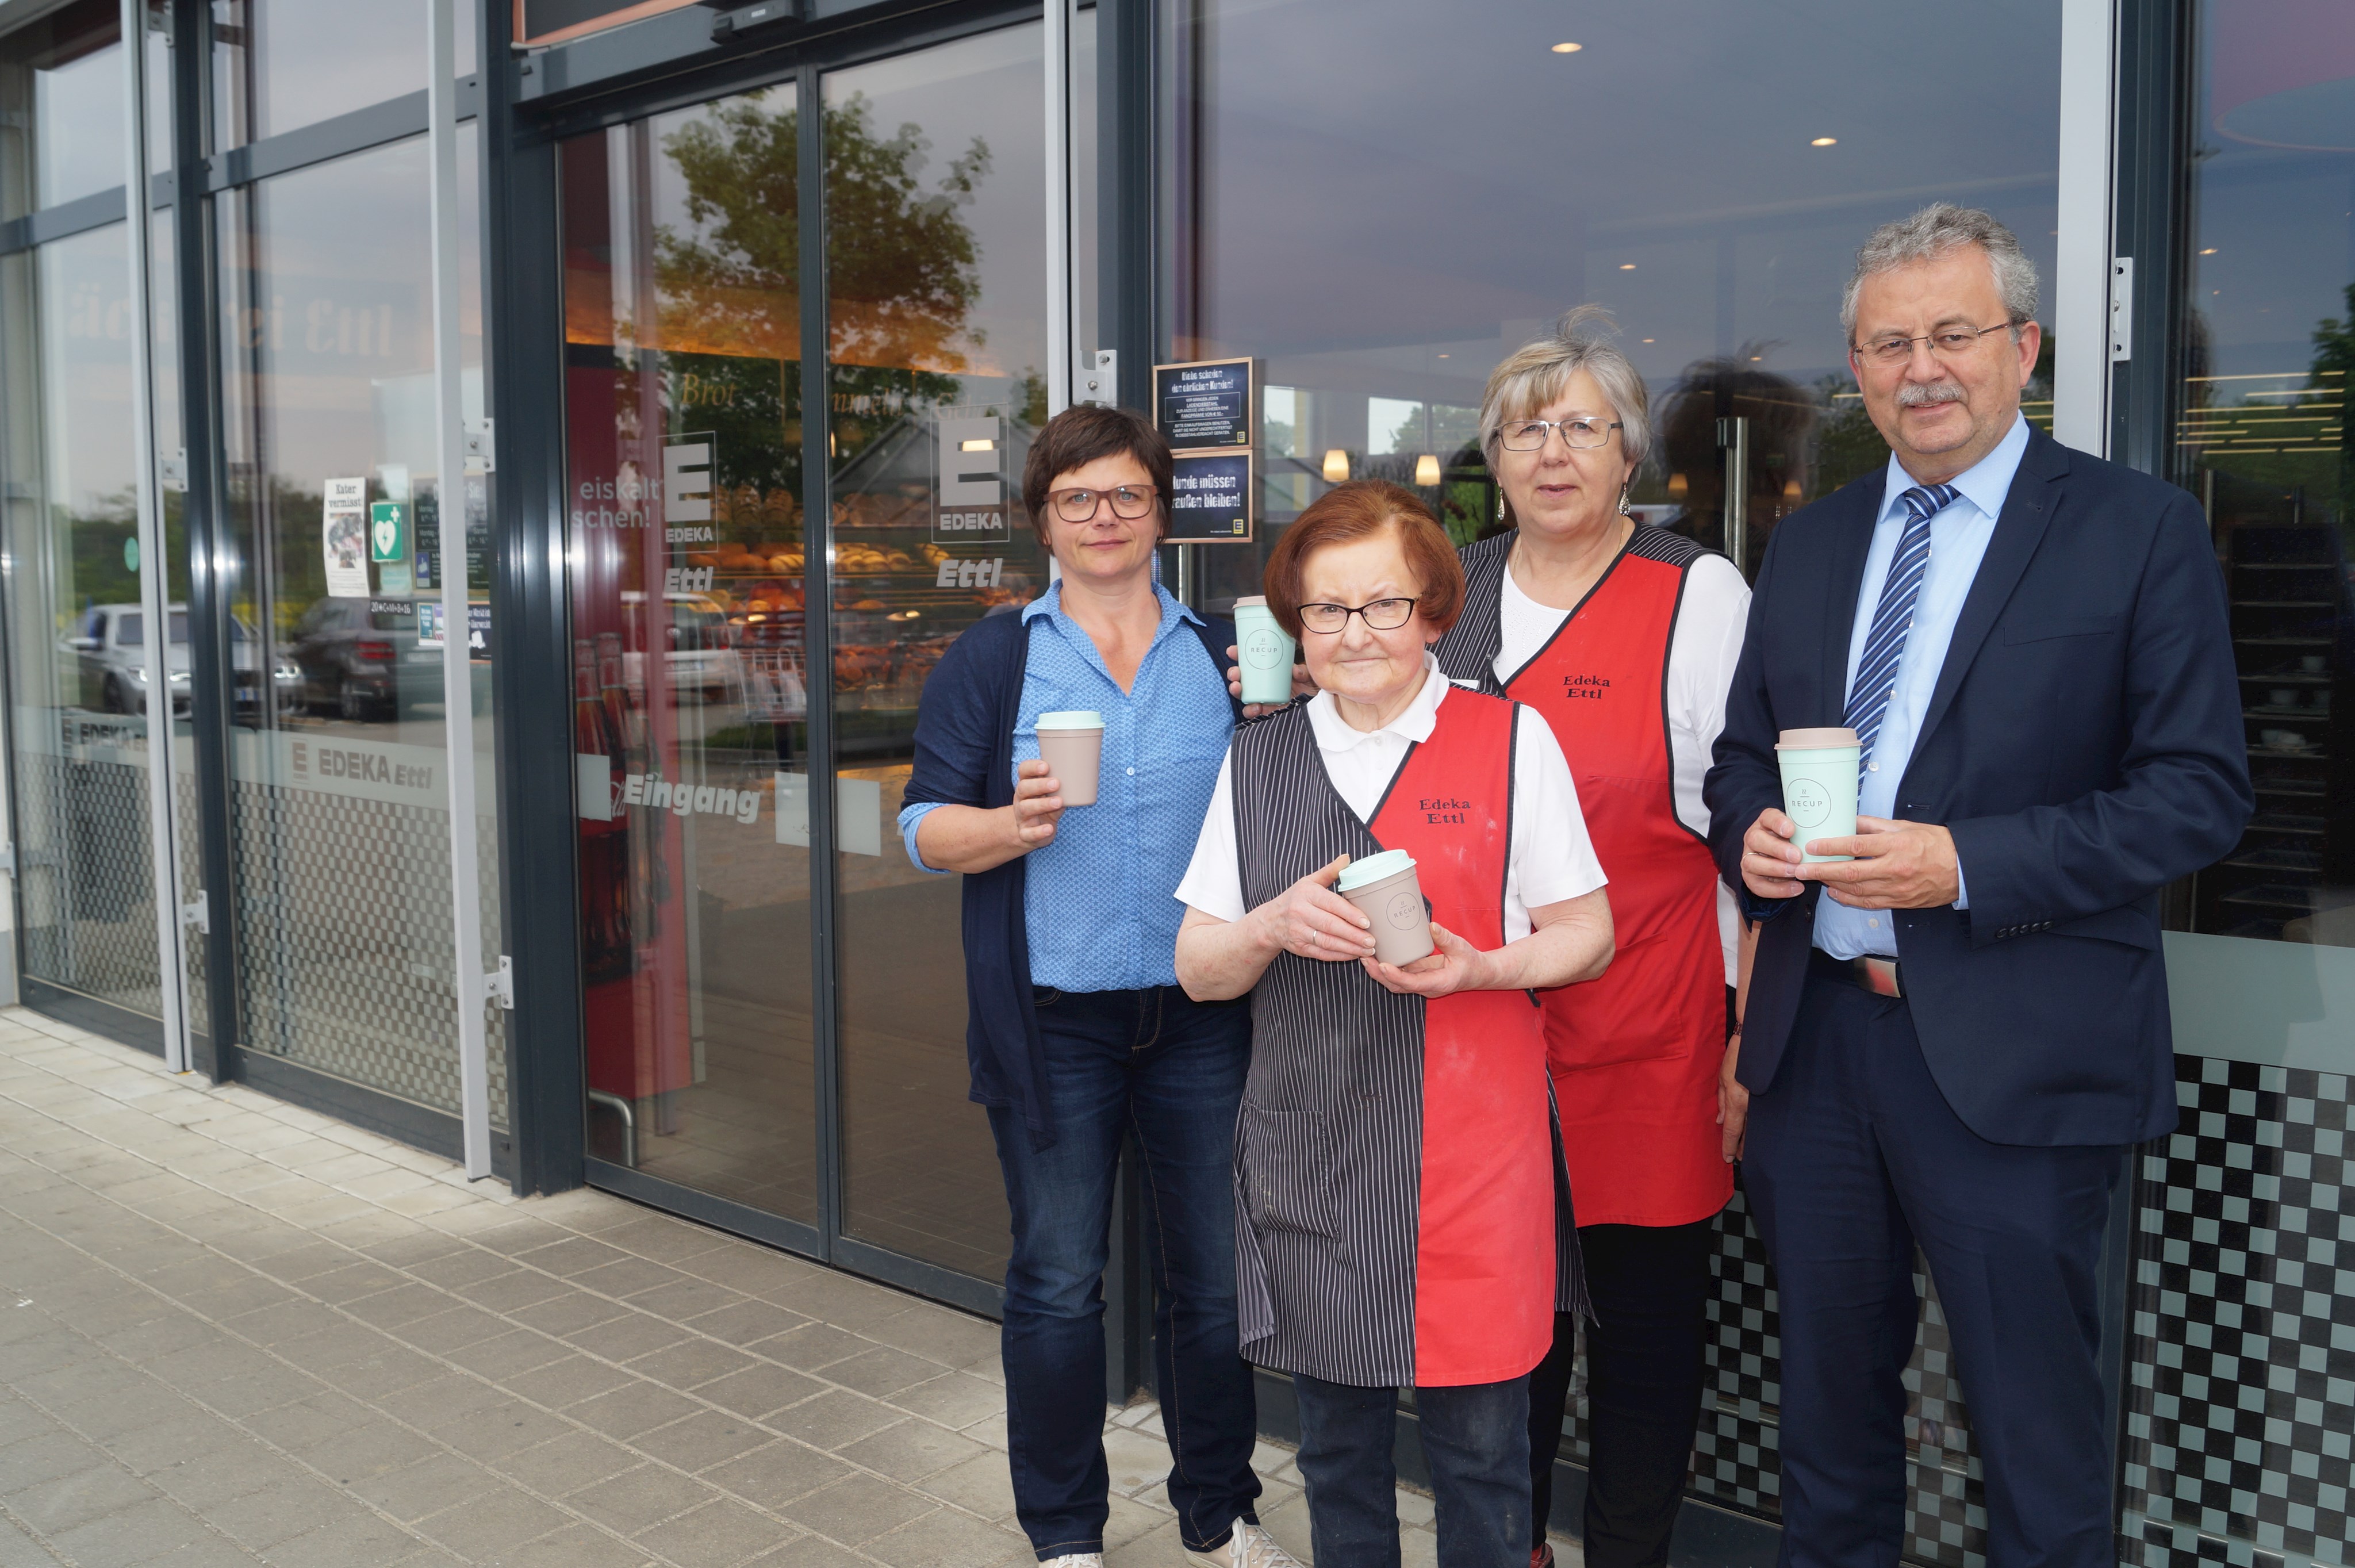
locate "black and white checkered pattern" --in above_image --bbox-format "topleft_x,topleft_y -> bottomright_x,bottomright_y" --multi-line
2119,1054 -> 2353,1568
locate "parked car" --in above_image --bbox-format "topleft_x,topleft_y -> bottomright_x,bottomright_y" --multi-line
617,591 -> 745,703
287,598 -> 443,721
63,604 -> 298,716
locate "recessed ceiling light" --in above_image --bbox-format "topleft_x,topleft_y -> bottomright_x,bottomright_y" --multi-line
1641,338 -> 1655,343
1619,263 -> 1636,271
1437,352 -> 1449,358
1811,136 -> 1838,147
1551,41 -> 1582,53
2199,247 -> 2218,255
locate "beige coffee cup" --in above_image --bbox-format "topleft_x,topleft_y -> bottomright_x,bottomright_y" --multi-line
1034,711 -> 1104,807
1336,849 -> 1433,965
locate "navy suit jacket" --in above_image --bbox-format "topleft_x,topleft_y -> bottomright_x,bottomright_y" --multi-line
1704,428 -> 2252,1147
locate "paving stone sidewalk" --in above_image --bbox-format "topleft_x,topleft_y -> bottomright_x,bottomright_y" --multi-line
0,1009 -> 1487,1567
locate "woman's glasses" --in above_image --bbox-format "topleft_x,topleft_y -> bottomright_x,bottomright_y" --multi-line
1048,484 -> 1158,522
1494,416 -> 1621,452
1298,597 -> 1419,634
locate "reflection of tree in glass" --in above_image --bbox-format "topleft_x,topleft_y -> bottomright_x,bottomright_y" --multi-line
653,91 -> 991,384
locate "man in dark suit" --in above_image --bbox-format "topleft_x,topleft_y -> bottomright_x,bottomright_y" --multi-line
1704,204 -> 2251,1568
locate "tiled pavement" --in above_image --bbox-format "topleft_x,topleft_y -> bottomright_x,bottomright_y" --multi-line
0,1010 -> 1482,1567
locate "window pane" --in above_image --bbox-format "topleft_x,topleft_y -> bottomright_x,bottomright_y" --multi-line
216,130 -> 504,1124
827,22 -> 1052,1283
211,0 -> 477,150
2120,12 -> 2355,1562
559,85 -> 818,1222
0,222 -> 177,1019
0,0 -> 170,221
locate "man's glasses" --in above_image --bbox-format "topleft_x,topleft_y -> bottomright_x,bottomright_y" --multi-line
1298,597 -> 1419,634
1494,416 -> 1621,452
1852,321 -> 2014,366
1048,484 -> 1158,522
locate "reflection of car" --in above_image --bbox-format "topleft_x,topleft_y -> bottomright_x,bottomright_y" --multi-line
64,604 -> 297,716
619,591 -> 743,700
288,599 -> 442,720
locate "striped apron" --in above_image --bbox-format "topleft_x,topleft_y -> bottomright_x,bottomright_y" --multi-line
1230,686 -> 1581,1389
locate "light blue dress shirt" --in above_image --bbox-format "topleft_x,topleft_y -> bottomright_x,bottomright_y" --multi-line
1815,413 -> 2028,960
898,581 -> 1234,992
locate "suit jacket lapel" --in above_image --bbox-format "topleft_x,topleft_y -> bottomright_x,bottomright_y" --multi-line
1820,479 -> 1884,720
1911,428 -> 2069,756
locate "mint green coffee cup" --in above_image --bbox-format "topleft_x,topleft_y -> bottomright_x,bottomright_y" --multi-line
1232,596 -> 1297,706
1775,727 -> 1859,862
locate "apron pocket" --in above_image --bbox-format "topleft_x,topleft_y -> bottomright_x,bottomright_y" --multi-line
1240,1103 -> 1339,1241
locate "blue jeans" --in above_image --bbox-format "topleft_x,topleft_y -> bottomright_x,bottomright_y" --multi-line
1292,1373 -> 1531,1568
987,984 -> 1260,1561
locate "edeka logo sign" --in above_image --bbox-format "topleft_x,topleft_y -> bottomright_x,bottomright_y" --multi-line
933,407 -> 1010,544
244,731 -> 444,808
292,739 -> 436,795
620,773 -> 762,826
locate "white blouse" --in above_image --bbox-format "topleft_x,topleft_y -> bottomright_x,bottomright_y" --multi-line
1176,658 -> 1608,943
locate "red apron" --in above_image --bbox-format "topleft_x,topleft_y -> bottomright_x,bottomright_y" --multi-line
1505,554 -> 1734,1228
1371,692 -> 1556,1384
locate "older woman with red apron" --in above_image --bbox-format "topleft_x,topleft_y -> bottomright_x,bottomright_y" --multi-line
1434,310 -> 1755,1568
1176,481 -> 1615,1568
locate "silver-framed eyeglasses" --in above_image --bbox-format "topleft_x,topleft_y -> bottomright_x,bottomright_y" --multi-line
1852,321 -> 2014,366
1298,597 -> 1420,634
1048,484 -> 1157,522
1495,416 -> 1621,452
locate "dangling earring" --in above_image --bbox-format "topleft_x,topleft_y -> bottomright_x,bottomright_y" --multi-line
1495,490 -> 1506,522
1617,482 -> 1633,517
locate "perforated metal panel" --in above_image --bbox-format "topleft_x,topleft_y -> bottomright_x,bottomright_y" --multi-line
13,745 -> 163,1018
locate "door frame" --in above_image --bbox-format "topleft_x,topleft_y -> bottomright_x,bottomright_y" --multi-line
503,0 -> 1043,1326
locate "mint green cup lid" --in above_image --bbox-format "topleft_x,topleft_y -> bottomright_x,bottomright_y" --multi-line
1035,710 -> 1104,730
1337,848 -> 1416,891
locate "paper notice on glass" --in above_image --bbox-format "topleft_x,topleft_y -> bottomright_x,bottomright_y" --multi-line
322,477 -> 370,598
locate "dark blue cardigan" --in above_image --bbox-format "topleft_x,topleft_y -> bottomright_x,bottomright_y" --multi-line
903,607 -> 1241,1149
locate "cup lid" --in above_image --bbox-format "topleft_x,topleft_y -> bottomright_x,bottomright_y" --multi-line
1776,726 -> 1859,750
1337,848 -> 1416,891
1233,595 -> 1268,608
1035,710 -> 1104,731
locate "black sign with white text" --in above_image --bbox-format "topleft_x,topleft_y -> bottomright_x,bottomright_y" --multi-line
1167,451 -> 1253,542
1153,358 -> 1255,448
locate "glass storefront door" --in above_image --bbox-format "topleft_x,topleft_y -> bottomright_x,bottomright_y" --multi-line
559,19 -> 1049,1298
559,82 -> 819,1228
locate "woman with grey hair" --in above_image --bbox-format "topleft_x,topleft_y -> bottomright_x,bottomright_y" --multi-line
1432,307 -> 1756,1568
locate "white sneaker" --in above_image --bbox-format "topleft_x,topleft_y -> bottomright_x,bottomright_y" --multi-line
1040,1557 -> 1103,1567
1187,1521 -> 1307,1567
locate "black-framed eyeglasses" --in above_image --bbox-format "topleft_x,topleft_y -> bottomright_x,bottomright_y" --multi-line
1494,416 -> 1621,453
1298,597 -> 1420,634
1048,484 -> 1158,522
1852,321 -> 2015,366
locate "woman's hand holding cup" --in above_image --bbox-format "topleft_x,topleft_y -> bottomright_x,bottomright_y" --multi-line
1225,645 -> 1316,719
1008,758 -> 1066,850
1250,854 -> 1376,962
1363,922 -> 1485,998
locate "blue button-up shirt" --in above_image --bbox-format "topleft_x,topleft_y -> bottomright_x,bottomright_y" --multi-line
898,581 -> 1234,992
1816,413 -> 2028,960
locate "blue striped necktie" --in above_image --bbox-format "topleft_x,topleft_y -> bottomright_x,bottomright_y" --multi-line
1844,482 -> 1961,765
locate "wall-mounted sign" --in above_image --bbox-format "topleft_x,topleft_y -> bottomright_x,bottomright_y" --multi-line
933,407 -> 1010,544
417,601 -> 492,659
322,477 -> 370,599
661,432 -> 716,547
1153,358 -> 1256,448
1168,451 -> 1254,543
370,500 -> 409,563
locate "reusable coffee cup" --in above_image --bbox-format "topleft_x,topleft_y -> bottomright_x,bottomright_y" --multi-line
1335,848 -> 1433,965
1034,711 -> 1104,807
1232,596 -> 1298,706
1775,726 -> 1861,863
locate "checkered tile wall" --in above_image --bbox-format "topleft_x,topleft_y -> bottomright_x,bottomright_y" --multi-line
2119,1054 -> 2353,1568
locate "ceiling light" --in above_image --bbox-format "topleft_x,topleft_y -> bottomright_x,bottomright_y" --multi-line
1641,338 -> 1655,343
1322,448 -> 1350,482
1414,454 -> 1442,486
1750,355 -> 1763,362
959,438 -> 995,452
1437,352 -> 1449,359
1811,136 -> 1838,147
1619,263 -> 1636,271
2199,247 -> 2218,255
1551,41 -> 1582,53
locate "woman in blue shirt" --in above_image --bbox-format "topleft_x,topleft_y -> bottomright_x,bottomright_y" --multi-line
898,405 -> 1292,1568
